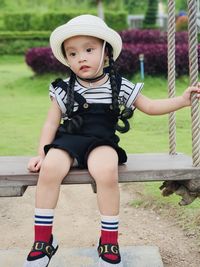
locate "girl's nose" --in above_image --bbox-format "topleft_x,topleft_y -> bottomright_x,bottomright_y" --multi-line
78,53 -> 86,63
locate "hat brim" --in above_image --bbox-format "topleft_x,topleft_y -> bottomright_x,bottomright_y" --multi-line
50,23 -> 122,67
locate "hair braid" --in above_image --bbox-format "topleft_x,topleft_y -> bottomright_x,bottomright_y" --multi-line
107,44 -> 134,133
107,45 -> 120,113
63,70 -> 83,133
67,70 -> 76,117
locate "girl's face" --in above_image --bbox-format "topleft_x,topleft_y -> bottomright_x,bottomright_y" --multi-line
63,36 -> 106,79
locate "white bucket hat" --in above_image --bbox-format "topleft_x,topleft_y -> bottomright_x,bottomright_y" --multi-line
50,14 -> 122,67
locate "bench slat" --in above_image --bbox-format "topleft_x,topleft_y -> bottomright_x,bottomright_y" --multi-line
0,153 -> 199,197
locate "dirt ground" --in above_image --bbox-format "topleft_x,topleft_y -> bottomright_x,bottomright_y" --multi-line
0,183 -> 200,267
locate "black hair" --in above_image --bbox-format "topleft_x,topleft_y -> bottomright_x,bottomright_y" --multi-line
60,43 -> 83,133
106,43 -> 133,133
62,42 -> 133,134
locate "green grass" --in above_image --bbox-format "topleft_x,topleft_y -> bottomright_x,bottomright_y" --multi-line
1,55 -> 200,237
0,55 -> 193,156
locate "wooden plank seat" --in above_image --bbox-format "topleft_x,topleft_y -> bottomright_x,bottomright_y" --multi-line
0,153 -> 200,197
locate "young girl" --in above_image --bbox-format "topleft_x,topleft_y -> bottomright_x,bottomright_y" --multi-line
23,14 -> 200,267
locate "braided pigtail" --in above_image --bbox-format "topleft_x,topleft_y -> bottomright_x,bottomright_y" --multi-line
64,71 -> 83,133
107,45 -> 120,114
67,70 -> 75,117
107,44 -> 133,133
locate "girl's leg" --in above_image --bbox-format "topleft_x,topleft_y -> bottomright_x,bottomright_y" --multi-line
24,148 -> 73,266
36,148 -> 73,209
87,146 -> 119,215
87,146 -> 122,265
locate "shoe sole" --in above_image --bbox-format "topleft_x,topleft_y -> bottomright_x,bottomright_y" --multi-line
46,245 -> 59,267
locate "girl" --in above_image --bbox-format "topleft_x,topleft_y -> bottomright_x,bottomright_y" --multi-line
23,14 -> 200,267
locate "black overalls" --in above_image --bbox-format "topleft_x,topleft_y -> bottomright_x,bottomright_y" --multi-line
44,80 -> 127,169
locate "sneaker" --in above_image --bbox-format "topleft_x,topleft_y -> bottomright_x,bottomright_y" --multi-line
23,235 -> 58,267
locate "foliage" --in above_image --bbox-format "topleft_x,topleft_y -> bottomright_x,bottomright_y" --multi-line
0,11 -> 127,54
120,29 -> 188,44
0,31 -> 50,39
104,11 -> 128,31
0,0 -> 187,14
25,42 -> 200,77
124,0 -> 147,14
25,47 -> 69,74
176,15 -> 188,32
1,11 -> 127,32
0,31 -> 50,55
25,28 -> 199,77
143,0 -> 158,29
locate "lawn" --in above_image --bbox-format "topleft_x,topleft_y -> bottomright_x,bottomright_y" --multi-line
0,55 -> 200,235
0,55 -> 193,156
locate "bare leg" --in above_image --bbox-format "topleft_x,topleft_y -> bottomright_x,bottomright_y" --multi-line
36,148 -> 73,209
87,146 -> 119,215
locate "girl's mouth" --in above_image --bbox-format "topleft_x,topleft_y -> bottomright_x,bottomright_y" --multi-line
80,65 -> 90,71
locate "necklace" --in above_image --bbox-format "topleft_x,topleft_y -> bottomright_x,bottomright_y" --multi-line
77,73 -> 106,87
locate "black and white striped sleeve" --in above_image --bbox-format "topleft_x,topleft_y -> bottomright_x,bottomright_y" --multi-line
120,78 -> 144,109
48,82 -> 67,114
49,82 -> 56,99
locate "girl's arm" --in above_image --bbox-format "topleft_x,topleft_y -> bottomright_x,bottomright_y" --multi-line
37,99 -> 62,156
28,99 -> 62,172
134,85 -> 200,115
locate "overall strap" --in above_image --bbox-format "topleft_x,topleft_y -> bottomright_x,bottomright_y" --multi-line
51,78 -> 87,106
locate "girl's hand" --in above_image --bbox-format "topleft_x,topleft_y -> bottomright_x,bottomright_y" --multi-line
27,155 -> 45,173
182,82 -> 200,106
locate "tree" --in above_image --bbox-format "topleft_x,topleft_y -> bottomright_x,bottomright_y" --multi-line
143,0 -> 158,29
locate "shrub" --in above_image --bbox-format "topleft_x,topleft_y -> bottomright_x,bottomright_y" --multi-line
0,31 -> 50,54
25,47 -> 69,74
3,13 -> 33,31
120,29 -> 189,45
25,44 -> 200,77
104,11 -> 128,31
2,11 -> 128,32
116,44 -> 168,76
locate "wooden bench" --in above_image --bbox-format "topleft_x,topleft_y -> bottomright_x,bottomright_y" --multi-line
0,153 -> 200,197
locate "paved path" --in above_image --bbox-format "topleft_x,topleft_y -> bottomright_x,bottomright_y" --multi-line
0,246 -> 163,267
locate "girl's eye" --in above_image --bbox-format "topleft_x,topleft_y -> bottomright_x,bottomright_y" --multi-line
86,48 -> 93,52
69,52 -> 76,57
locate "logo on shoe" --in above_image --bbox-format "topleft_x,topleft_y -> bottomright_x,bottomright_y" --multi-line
33,242 -> 54,257
98,244 -> 119,255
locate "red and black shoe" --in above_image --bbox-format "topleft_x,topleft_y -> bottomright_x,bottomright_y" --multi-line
98,238 -> 123,266
23,235 -> 58,267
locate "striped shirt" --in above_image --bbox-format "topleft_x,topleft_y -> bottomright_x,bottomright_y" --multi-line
49,76 -> 144,120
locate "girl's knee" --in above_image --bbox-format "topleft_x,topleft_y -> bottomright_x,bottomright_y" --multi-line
39,159 -> 59,185
90,163 -> 118,187
88,146 -> 119,186
38,149 -> 72,185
